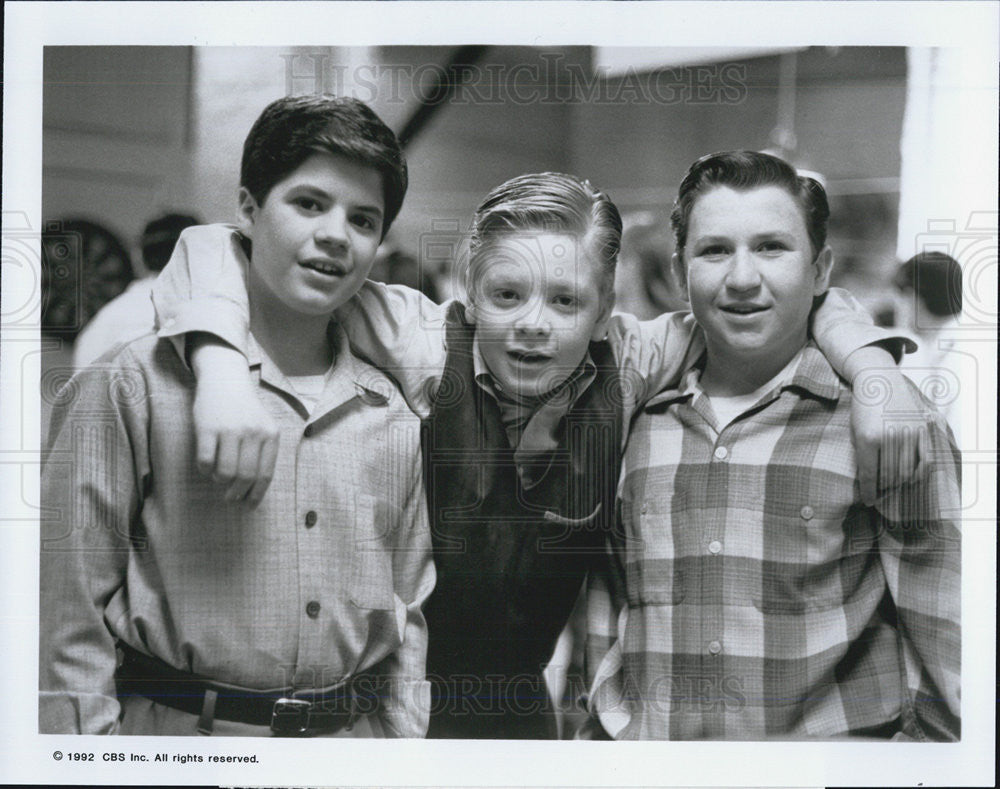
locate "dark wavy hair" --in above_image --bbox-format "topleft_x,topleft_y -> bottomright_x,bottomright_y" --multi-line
894,251 -> 963,317
670,150 -> 830,263
467,172 -> 622,306
240,94 -> 407,238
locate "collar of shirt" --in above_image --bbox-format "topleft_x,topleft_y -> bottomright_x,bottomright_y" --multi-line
643,341 -> 845,414
470,333 -> 599,489
245,321 -> 393,420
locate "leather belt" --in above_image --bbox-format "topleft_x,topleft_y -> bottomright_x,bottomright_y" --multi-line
115,642 -> 381,736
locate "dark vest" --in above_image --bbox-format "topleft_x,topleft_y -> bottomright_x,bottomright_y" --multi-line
422,303 -> 622,739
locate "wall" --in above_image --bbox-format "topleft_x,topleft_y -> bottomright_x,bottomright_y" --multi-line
570,47 -> 906,209
43,46 -> 195,263
42,45 -> 908,288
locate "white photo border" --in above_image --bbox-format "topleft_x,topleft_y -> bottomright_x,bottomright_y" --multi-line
3,2 -> 996,786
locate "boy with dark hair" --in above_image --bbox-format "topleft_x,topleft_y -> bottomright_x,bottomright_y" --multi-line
40,95 -> 434,737
586,151 -> 960,741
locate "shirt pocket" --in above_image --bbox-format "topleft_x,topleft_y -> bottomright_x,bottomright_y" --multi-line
752,501 -> 866,614
350,494 -> 397,611
623,498 -> 685,607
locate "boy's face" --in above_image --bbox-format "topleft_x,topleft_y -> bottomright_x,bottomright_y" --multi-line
682,185 -> 832,367
238,152 -> 384,317
468,231 -> 612,398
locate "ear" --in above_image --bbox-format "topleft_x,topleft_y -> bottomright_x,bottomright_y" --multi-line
590,287 -> 616,342
671,252 -> 690,303
462,260 -> 479,324
236,187 -> 258,238
812,245 -> 834,295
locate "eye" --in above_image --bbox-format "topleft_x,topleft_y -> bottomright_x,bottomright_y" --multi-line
293,196 -> 323,212
757,240 -> 788,254
552,294 -> 577,309
351,213 -> 378,232
493,289 -> 521,305
698,244 -> 730,259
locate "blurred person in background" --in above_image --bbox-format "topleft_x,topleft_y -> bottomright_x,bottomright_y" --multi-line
367,244 -> 441,304
612,214 -> 687,320
893,251 -> 964,441
72,212 -> 200,368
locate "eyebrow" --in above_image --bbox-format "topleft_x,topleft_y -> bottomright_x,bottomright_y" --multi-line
482,272 -> 527,288
692,230 -> 798,244
691,235 -> 731,245
291,185 -> 384,219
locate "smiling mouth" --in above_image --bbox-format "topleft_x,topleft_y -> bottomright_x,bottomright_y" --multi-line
508,350 -> 552,365
720,303 -> 769,316
299,258 -> 348,277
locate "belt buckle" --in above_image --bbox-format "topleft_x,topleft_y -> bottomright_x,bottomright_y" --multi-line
271,698 -> 312,735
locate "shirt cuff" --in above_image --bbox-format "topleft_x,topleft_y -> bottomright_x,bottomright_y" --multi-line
39,691 -> 121,735
813,324 -> 917,370
587,640 -> 631,739
155,296 -> 251,368
379,677 -> 430,738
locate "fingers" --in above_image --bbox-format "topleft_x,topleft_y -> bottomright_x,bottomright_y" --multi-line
900,423 -> 918,483
879,424 -> 905,495
913,423 -> 932,482
212,431 -> 242,490
195,429 -> 220,478
223,435 -> 258,503
194,417 -> 263,505
222,431 -> 279,505
246,433 -> 279,509
874,422 -> 926,499
858,435 -> 878,506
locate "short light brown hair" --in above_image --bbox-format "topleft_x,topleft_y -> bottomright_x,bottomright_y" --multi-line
467,172 -> 622,307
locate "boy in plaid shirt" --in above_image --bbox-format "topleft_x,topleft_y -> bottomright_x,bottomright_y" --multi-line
586,151 -> 961,740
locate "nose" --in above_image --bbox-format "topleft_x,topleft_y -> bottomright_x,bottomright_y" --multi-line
513,305 -> 552,339
314,208 -> 349,250
725,247 -> 762,291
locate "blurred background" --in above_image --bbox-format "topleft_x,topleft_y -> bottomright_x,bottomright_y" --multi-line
40,44 -> 994,428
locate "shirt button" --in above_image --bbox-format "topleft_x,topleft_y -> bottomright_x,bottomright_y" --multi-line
713,446 -> 728,460
641,503 -> 648,515
708,540 -> 722,555
708,640 -> 723,655
800,505 -> 814,521
305,601 -> 321,619
304,510 -> 318,528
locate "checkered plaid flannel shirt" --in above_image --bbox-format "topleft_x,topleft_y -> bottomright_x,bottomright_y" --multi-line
585,344 -> 961,741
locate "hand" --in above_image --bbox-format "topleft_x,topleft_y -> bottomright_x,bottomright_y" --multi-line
851,366 -> 932,505
189,336 -> 279,507
572,712 -> 614,740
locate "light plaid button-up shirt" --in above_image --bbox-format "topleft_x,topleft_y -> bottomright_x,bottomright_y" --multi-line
586,345 -> 961,741
40,326 -> 434,736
